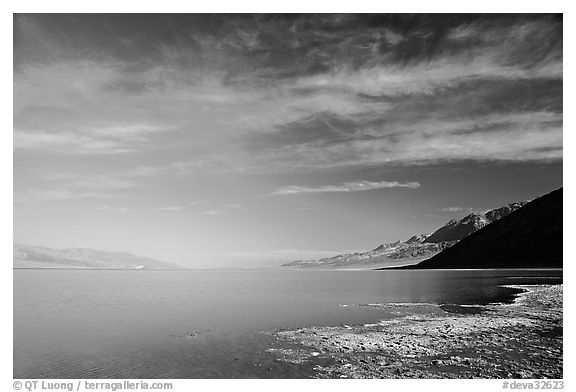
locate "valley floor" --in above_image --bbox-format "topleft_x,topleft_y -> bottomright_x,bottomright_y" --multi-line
267,284 -> 563,378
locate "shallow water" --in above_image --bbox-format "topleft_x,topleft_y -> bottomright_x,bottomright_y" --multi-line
13,268 -> 562,378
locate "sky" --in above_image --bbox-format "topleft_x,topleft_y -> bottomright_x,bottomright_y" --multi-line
13,14 -> 563,268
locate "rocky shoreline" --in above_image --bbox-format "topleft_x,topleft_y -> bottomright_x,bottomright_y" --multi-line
267,284 -> 563,378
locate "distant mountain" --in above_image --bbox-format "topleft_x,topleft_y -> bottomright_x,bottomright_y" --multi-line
283,198 -> 530,269
424,202 -> 528,243
410,188 -> 562,269
13,243 -> 183,270
283,236 -> 454,269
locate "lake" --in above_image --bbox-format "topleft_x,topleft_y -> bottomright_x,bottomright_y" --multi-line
13,269 -> 562,378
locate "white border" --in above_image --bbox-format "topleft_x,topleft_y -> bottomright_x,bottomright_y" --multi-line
4,4 -> 572,391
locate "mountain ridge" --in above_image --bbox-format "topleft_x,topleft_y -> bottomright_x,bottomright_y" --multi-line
406,188 -> 562,269
283,197 -> 530,269
424,202 -> 528,243
13,243 -> 183,270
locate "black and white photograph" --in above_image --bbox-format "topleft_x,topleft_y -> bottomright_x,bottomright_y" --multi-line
11,10 -> 565,385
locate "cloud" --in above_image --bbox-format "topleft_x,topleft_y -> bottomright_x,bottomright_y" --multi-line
14,130 -> 130,154
15,189 -> 121,203
87,124 -> 173,141
437,207 -> 475,213
158,206 -> 186,212
200,210 -> 226,216
232,91 -> 390,136
13,15 -> 563,203
244,110 -> 562,172
221,203 -> 242,208
289,19 -> 561,98
271,180 -> 421,196
15,175 -> 136,203
292,59 -> 560,98
117,160 -> 206,179
98,206 -> 128,213
159,200 -> 209,211
14,122 -> 172,155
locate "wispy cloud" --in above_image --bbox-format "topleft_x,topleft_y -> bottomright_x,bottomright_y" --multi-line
200,210 -> 226,216
15,175 -> 136,203
292,55 -> 561,98
437,206 -> 475,213
270,180 -> 421,196
13,15 -> 562,207
87,124 -> 173,141
14,15 -> 563,179
15,188 -> 123,203
14,122 -> 172,155
159,200 -> 209,211
98,206 -> 128,213
14,129 -> 130,154
221,203 -> 242,209
246,111 -> 562,172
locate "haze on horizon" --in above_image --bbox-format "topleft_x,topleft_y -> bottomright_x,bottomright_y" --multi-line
13,14 -> 562,268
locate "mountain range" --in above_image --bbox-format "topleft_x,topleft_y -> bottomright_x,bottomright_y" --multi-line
13,243 -> 183,270
408,188 -> 562,269
283,198 -> 533,269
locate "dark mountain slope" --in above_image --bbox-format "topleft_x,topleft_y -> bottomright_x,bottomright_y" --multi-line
412,188 -> 562,269
424,202 -> 527,243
